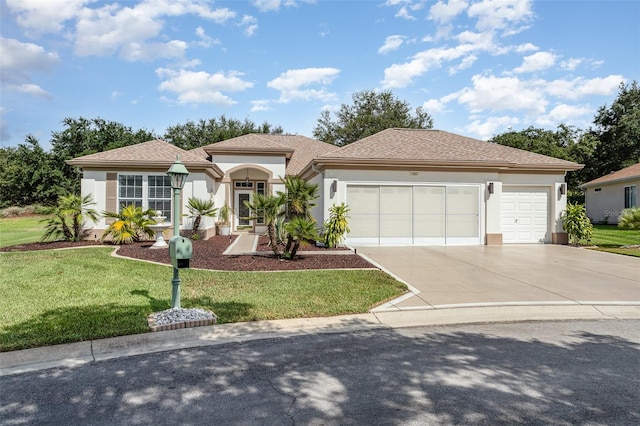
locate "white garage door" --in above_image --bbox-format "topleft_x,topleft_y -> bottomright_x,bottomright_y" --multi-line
501,187 -> 549,243
347,185 -> 480,246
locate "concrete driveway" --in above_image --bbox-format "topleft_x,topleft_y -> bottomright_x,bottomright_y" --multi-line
356,245 -> 640,311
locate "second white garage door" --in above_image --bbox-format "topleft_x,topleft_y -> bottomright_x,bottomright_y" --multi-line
346,185 -> 480,246
501,186 -> 549,243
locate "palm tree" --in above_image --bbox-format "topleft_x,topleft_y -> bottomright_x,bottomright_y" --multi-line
185,197 -> 218,237
284,216 -> 318,259
278,176 -> 319,254
102,205 -> 157,244
41,193 -> 99,242
323,203 -> 351,248
244,192 -> 285,256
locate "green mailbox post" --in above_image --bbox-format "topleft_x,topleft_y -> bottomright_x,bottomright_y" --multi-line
167,156 -> 190,309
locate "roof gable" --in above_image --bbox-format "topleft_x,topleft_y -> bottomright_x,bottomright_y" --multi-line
67,139 -> 222,176
203,134 -> 338,175
580,162 -> 640,187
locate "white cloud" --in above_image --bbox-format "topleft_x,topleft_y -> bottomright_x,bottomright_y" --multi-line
536,104 -> 592,126
422,98 -> 447,114
111,91 -> 124,100
448,54 -> 477,74
7,83 -> 52,98
251,100 -> 272,112
514,51 -> 557,73
466,115 -> 521,140
156,68 -> 253,105
395,6 -> 417,20
515,43 -> 538,53
240,15 -> 259,37
378,35 -> 405,54
560,58 -> 583,71
543,75 -> 623,100
195,27 -> 220,48
429,0 -> 468,23
468,0 -> 534,33
5,0 -> 90,35
268,67 -> 340,103
382,44 -> 476,88
0,38 -> 59,85
455,74 -> 548,114
251,0 -> 282,12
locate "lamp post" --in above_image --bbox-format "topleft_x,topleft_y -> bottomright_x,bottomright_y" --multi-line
167,156 -> 189,308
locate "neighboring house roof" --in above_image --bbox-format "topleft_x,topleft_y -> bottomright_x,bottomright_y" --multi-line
580,162 -> 640,188
301,128 -> 583,176
67,140 -> 223,178
202,134 -> 339,176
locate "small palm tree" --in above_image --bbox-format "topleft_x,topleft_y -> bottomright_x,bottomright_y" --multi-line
244,192 -> 285,256
278,176 -> 319,254
102,205 -> 156,244
41,194 -> 99,242
185,197 -> 218,237
284,216 -> 318,259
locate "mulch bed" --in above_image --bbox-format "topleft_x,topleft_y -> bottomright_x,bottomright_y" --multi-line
255,235 -> 349,252
1,236 -> 375,271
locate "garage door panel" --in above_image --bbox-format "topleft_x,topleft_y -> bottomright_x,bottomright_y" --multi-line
502,187 -> 549,244
346,184 -> 480,246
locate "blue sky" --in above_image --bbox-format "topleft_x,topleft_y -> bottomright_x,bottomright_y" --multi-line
1,0 -> 638,149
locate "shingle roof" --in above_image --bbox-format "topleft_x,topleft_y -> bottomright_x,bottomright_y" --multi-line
67,140 -> 222,176
203,134 -> 338,175
580,162 -> 640,188
312,128 -> 582,170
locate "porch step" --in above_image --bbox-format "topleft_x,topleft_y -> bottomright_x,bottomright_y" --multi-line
223,233 -> 258,255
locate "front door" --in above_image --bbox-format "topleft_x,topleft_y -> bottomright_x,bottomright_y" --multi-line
235,190 -> 253,229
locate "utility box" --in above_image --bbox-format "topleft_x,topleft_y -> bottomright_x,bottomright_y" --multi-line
169,236 -> 192,269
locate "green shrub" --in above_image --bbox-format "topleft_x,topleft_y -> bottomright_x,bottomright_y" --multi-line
323,203 -> 351,248
1,206 -> 24,218
561,203 -> 593,245
618,207 -> 640,230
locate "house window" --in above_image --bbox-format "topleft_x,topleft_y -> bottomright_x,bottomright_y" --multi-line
118,175 -> 172,221
119,175 -> 143,209
148,176 -> 172,221
256,182 -> 266,225
235,181 -> 254,188
625,186 -> 637,209
594,188 -> 602,192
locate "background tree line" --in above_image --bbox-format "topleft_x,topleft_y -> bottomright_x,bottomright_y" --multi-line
1,83 -> 637,208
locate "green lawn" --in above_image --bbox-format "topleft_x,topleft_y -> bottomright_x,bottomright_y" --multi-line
0,248 -> 406,351
0,215 -> 46,248
588,225 -> 640,258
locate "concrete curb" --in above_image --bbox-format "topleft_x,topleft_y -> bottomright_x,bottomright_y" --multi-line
2,304 -> 639,377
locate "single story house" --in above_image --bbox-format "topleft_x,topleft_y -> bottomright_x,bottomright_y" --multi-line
67,128 -> 582,246
580,162 -> 640,224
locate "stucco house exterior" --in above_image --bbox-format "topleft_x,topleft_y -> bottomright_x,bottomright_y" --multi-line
67,128 -> 582,246
580,162 -> 640,224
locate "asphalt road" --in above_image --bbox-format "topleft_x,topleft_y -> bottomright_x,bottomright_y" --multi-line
1,320 -> 639,425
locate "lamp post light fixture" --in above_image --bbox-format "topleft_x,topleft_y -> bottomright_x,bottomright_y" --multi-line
167,156 -> 190,308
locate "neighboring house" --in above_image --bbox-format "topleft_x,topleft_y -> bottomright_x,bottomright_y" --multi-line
67,128 -> 582,245
579,162 -> 640,224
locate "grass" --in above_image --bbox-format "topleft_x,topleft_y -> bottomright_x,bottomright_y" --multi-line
0,215 -> 46,248
0,248 -> 406,352
588,225 -> 640,258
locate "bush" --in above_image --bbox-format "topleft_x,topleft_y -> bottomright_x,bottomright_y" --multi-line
618,207 -> 640,230
323,203 -> 350,248
1,206 -> 24,218
561,203 -> 593,245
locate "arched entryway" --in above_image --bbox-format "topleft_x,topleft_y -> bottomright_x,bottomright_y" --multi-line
228,166 -> 271,231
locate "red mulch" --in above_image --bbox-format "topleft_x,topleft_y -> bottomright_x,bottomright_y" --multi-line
0,236 -> 374,272
255,235 -> 349,252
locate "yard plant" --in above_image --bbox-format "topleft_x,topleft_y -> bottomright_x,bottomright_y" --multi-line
102,205 -> 157,244
561,203 -> 593,245
185,197 -> 218,238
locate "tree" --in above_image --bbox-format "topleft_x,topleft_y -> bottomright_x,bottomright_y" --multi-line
591,81 -> 640,179
0,136 -> 65,207
163,116 -> 283,150
284,217 -> 319,259
101,205 -> 157,244
41,194 -> 99,242
278,176 -> 319,258
312,90 -> 434,146
185,197 -> 218,238
51,117 -> 157,195
243,193 -> 286,256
